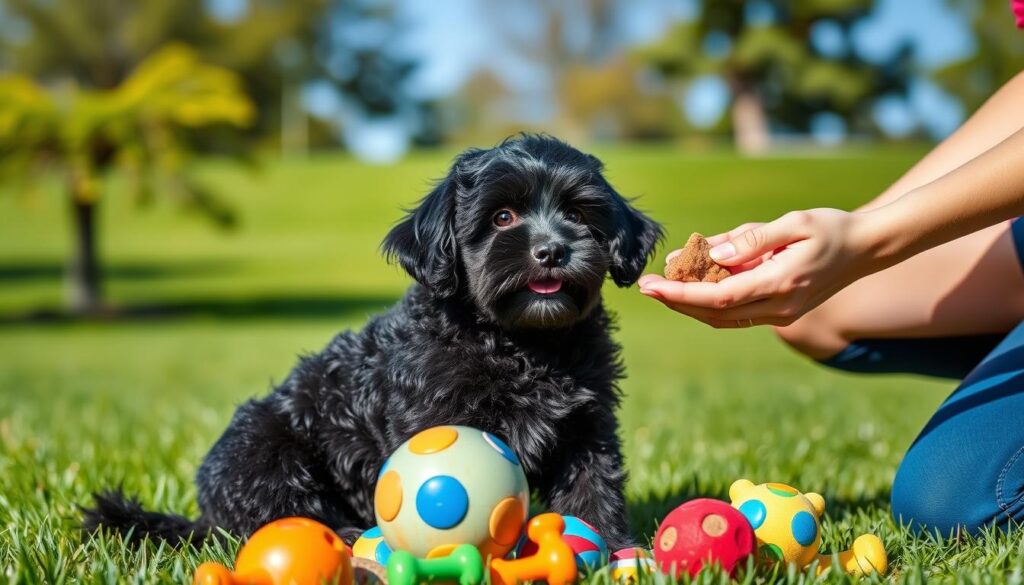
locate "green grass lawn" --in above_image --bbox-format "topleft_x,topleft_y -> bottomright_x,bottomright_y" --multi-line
2,145 -> 1022,583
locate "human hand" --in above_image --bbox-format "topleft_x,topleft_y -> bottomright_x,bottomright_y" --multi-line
638,209 -> 882,328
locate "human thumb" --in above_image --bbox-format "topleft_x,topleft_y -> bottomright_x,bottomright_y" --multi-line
709,215 -> 799,266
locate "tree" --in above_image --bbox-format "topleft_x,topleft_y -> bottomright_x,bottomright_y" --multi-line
311,0 -> 442,151
636,0 -> 909,152
475,0 -> 629,141
561,58 -> 687,142
0,0 -> 328,137
932,0 -> 1024,115
0,44 -> 254,314
1,0 -> 438,152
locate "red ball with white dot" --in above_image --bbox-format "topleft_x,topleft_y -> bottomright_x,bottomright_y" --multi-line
653,499 -> 756,578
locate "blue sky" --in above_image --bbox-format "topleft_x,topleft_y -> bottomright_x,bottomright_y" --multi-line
397,0 -> 975,97
210,0 -> 984,157
393,0 -> 976,139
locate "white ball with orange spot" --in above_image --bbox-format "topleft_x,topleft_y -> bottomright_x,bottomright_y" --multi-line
373,425 -> 529,559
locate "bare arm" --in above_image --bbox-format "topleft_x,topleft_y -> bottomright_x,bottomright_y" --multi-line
864,71 -> 1024,211
868,126 -> 1024,264
638,71 -> 1024,328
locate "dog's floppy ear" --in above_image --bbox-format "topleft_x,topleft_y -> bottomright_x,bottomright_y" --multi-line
607,188 -> 663,287
382,176 -> 459,297
383,153 -> 481,298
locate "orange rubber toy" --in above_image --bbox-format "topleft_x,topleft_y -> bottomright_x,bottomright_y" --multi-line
490,513 -> 577,585
193,517 -> 353,585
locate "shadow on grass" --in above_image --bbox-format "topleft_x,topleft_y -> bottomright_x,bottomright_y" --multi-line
822,491 -> 893,522
0,260 -> 237,283
0,293 -> 401,326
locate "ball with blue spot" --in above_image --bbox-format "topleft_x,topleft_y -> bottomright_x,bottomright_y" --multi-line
738,499 -> 767,529
483,432 -> 521,465
373,425 -> 529,559
353,526 -> 393,564
791,511 -> 817,546
416,475 -> 469,529
729,479 -> 826,568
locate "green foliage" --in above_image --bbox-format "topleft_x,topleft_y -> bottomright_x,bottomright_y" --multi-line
636,1 -> 904,136
0,44 -> 253,219
561,59 -> 688,141
0,0 -> 436,146
932,0 -> 1024,115
4,146 -> 1023,581
0,0 -> 328,134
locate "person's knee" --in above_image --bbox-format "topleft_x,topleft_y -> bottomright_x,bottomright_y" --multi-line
891,442 -> 1009,536
773,311 -> 847,360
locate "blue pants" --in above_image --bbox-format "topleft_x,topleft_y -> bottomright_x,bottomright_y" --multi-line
822,219 -> 1024,534
889,323 -> 1024,534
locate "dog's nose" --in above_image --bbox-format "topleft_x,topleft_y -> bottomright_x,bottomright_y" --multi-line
532,242 -> 566,267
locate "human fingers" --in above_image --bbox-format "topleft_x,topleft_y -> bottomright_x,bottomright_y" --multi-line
638,267 -> 777,310
706,223 -> 765,246
708,213 -> 811,267
660,294 -> 801,327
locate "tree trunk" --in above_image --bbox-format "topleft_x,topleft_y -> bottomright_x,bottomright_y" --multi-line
731,85 -> 771,155
66,197 -> 103,315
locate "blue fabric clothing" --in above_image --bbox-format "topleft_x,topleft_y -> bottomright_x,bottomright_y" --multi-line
890,321 -> 1024,534
821,335 -> 1004,380
822,217 -> 1024,533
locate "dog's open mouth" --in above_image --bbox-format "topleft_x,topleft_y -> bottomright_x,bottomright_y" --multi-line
527,278 -> 563,295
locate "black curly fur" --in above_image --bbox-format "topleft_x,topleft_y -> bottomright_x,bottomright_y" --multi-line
83,134 -> 663,551
82,490 -> 211,545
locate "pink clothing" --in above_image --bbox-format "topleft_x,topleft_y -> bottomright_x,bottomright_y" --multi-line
1014,0 -> 1024,29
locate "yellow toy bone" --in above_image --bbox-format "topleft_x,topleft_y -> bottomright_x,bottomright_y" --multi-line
728,479 -> 887,576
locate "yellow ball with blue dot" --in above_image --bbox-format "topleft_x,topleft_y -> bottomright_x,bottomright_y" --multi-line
729,479 -> 824,568
373,426 -> 529,559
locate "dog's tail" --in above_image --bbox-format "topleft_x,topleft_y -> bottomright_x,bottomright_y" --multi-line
82,489 -> 216,546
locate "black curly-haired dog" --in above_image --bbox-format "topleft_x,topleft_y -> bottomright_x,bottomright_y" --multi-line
84,134 -> 662,551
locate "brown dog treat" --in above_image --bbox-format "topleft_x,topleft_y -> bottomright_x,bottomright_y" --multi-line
664,232 -> 731,283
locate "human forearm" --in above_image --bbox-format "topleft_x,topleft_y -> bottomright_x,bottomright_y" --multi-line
861,71 -> 1024,212
860,126 -> 1024,268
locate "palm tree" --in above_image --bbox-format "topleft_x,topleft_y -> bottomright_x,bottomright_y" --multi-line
0,44 -> 254,314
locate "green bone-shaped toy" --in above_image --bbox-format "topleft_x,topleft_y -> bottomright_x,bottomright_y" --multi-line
386,544 -> 484,585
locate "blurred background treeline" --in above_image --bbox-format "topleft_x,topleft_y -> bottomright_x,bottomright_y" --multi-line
1,0 -> 1023,315
4,0 -> 1021,153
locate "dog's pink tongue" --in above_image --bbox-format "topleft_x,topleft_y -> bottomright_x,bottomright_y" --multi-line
528,278 -> 562,294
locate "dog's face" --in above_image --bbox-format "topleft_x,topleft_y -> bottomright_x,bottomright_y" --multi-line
383,135 -> 662,329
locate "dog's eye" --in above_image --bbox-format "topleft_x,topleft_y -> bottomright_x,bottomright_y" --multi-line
564,208 -> 584,223
493,209 -> 517,228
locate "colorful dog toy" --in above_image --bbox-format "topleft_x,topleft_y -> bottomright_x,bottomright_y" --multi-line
608,548 -> 655,583
375,426 -> 529,559
353,526 -> 394,564
517,515 -> 607,570
192,517 -> 352,585
352,558 -> 389,585
652,499 -> 756,578
387,544 -> 484,585
491,513 -> 578,585
729,479 -> 888,575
